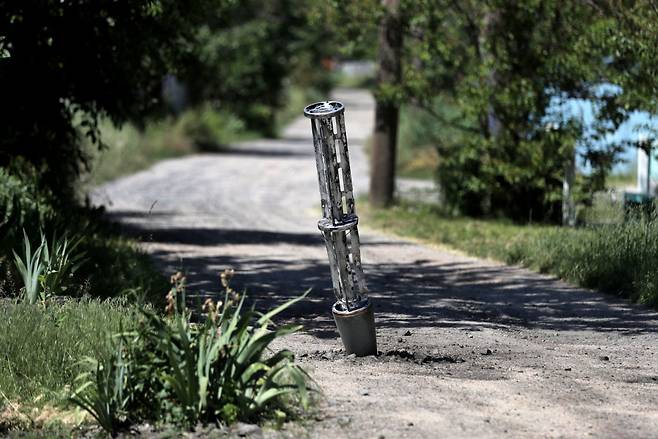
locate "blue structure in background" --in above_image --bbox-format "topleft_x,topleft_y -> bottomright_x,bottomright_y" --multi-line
547,88 -> 658,189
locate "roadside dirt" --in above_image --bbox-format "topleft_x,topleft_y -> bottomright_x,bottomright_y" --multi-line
92,89 -> 658,439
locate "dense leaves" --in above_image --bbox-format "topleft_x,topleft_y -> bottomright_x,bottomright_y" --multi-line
325,0 -> 658,222
182,0 -> 336,136
0,1 -> 214,199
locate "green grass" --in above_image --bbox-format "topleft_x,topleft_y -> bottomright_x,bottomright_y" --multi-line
363,201 -> 552,260
0,298 -> 141,403
579,191 -> 625,225
607,159 -> 637,190
85,107 -> 255,186
333,72 -> 375,89
607,172 -> 636,189
85,84 -> 324,186
364,201 -> 658,307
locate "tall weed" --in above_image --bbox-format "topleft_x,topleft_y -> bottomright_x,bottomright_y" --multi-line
12,229 -> 87,303
12,230 -> 45,304
71,271 -> 312,434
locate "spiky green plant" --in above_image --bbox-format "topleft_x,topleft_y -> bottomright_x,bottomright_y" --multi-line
69,340 -> 131,436
39,230 -> 87,296
71,271 -> 313,434
12,229 -> 87,303
12,229 -> 45,304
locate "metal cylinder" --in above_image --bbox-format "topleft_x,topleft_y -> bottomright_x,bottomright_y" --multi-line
305,100 -> 377,356
333,301 -> 377,356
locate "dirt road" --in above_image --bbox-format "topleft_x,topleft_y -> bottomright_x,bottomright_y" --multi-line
92,89 -> 658,439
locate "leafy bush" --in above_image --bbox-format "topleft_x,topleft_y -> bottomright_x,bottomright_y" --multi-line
0,163 -> 55,243
71,272 -> 312,435
178,105 -> 248,151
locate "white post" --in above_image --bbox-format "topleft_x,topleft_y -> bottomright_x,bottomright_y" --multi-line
562,148 -> 576,227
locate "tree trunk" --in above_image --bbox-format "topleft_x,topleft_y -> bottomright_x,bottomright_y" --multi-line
370,0 -> 402,208
476,8 -> 501,215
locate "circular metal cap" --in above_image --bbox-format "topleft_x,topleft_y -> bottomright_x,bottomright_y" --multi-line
303,101 -> 345,119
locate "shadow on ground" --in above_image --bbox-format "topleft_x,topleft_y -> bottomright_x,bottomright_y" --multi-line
111,210 -> 658,339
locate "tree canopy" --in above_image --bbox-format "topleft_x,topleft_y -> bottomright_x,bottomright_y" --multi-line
325,0 -> 658,222
0,0 -> 323,200
0,1 -> 216,199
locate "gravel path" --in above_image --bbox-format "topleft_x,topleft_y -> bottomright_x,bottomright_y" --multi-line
92,89 -> 658,439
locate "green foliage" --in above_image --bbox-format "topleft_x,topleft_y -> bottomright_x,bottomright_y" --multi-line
320,0 -> 380,60
87,107 -> 255,185
183,0 -> 334,137
85,118 -> 195,186
12,229 -> 101,304
0,164 -> 166,304
87,80 -> 322,185
403,1 -> 594,220
70,340 -> 132,435
71,274 -> 312,434
0,298 -> 140,402
367,201 -> 658,307
1,0 -> 213,200
12,230 -> 45,304
178,105 -> 249,152
38,231 -> 87,298
2,0 -> 344,203
397,97 -> 462,181
325,1 -> 658,222
0,163 -> 55,242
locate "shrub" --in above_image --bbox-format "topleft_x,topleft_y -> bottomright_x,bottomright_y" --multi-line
0,162 -> 55,244
178,104 -> 247,152
12,229 -> 88,303
71,272 -> 312,435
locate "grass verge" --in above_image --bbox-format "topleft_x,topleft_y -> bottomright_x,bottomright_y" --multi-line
364,201 -> 658,307
0,298 -> 141,403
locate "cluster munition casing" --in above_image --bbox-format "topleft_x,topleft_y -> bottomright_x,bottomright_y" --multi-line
304,101 -> 368,311
304,101 -> 377,356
